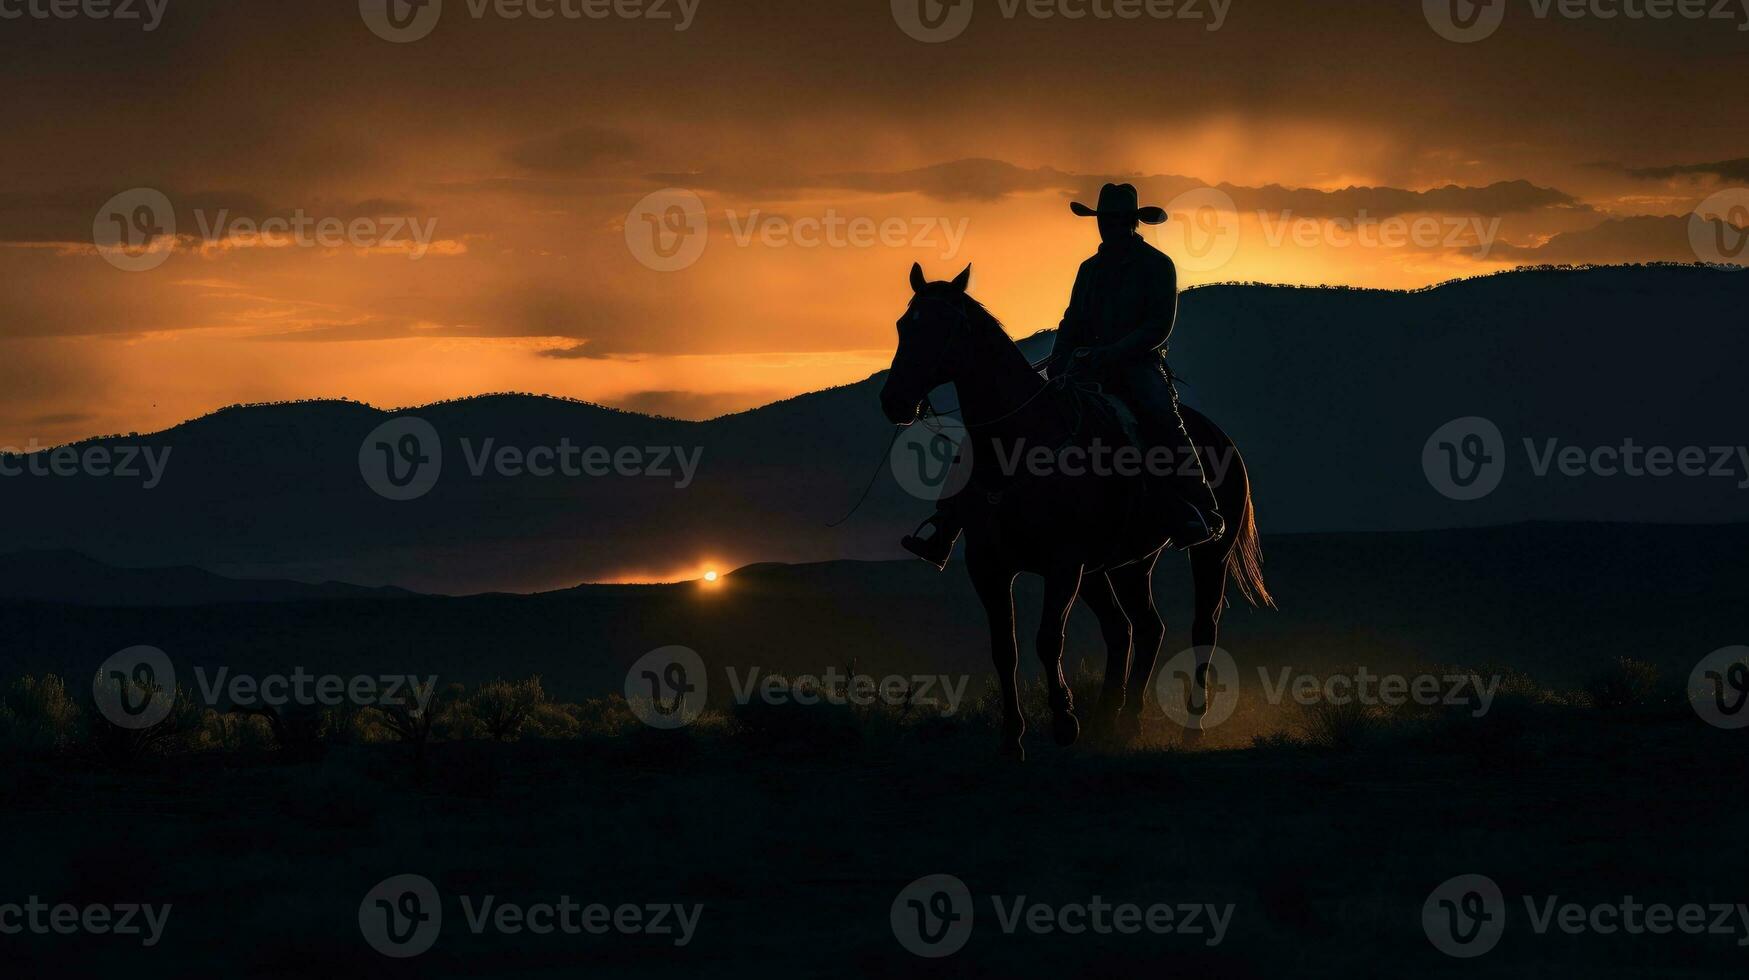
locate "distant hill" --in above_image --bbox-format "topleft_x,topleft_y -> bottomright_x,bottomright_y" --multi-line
1,523 -> 1743,701
0,551 -> 414,606
0,264 -> 1744,594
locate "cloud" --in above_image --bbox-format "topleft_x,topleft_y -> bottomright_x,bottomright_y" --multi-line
1615,158 -> 1749,183
1487,214 -> 1748,266
820,159 -> 1077,202
538,342 -> 614,360
508,126 -> 644,176
1118,177 -> 1582,219
645,159 -> 1581,218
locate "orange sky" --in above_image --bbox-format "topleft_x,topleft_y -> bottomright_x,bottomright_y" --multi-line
1,0 -> 1744,446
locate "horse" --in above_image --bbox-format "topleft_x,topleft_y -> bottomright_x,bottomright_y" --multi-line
879,263 -> 1272,760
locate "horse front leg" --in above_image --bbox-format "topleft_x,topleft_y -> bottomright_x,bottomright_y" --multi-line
970,560 -> 1025,760
1076,571 -> 1132,743
1036,563 -> 1085,747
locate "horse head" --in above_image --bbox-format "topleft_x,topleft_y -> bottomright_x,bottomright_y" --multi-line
880,262 -> 973,425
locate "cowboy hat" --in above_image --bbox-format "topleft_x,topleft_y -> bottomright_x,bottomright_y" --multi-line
1069,182 -> 1167,225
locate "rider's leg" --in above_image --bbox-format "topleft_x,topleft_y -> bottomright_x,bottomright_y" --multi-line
901,498 -> 963,570
1118,358 -> 1224,547
901,438 -> 971,570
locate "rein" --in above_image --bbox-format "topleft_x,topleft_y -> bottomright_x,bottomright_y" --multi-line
826,296 -> 1097,526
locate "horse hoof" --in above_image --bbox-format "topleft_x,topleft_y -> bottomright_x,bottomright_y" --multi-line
1053,712 -> 1080,747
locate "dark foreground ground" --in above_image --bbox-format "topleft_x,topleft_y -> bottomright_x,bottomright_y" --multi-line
2,686 -> 1743,979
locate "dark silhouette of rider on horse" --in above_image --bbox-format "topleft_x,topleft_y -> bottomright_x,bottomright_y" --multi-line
902,182 -> 1226,569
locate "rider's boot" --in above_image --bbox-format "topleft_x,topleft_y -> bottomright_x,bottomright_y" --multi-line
901,512 -> 962,570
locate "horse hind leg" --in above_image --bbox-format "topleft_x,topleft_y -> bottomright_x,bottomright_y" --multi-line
1077,571 -> 1133,743
1110,560 -> 1164,745
1035,563 -> 1085,747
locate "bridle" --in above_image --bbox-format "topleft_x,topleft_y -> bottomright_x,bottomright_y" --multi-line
906,295 -> 1056,432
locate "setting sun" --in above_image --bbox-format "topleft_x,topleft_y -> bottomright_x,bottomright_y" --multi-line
703,570 -> 719,582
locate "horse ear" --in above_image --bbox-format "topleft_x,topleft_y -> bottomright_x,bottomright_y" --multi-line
909,262 -> 927,294
951,264 -> 972,292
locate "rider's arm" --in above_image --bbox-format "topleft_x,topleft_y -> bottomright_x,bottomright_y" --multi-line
1047,265 -> 1091,378
1105,253 -> 1179,362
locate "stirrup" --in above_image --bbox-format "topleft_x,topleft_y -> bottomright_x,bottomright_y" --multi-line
900,516 -> 957,570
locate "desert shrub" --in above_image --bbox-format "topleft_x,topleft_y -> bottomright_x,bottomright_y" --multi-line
1585,657 -> 1666,712
362,683 -> 463,772
573,695 -> 640,737
525,701 -> 581,739
84,682 -> 205,767
1298,699 -> 1387,752
200,709 -> 278,755
0,674 -> 83,755
469,677 -> 549,741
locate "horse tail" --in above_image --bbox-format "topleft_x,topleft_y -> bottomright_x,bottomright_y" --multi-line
1225,483 -> 1274,609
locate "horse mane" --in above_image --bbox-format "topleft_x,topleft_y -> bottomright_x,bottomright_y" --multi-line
956,294 -> 1038,375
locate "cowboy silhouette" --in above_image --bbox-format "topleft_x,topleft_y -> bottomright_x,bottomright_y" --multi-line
902,182 -> 1225,568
